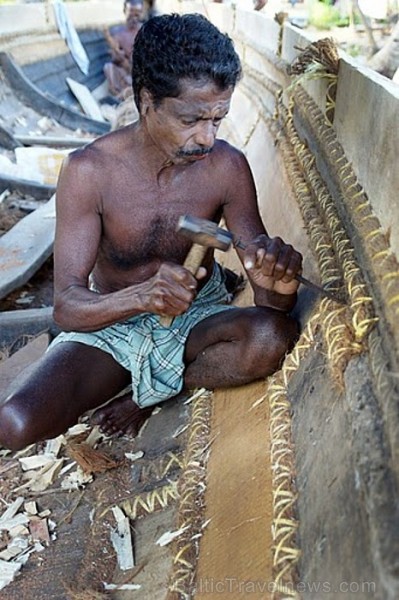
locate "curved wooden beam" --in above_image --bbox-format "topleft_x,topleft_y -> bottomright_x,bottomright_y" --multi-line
0,52 -> 110,135
0,195 -> 55,301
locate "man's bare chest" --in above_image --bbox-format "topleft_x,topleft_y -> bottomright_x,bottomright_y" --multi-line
99,185 -> 222,271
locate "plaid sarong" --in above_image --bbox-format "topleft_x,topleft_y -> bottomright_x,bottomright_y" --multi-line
49,263 -> 234,407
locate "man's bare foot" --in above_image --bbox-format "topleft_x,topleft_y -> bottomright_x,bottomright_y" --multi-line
91,393 -> 153,437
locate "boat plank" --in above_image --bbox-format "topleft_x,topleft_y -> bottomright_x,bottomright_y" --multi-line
0,307 -> 57,354
0,175 -> 55,200
194,380 -> 273,599
15,134 -> 94,148
0,333 -> 49,399
193,250 -> 273,598
0,51 -> 110,135
0,195 -> 55,300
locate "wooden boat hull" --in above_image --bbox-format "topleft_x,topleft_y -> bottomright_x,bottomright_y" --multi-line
0,44 -> 110,135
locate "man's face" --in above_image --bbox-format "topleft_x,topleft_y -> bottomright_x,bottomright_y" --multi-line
143,78 -> 233,166
125,2 -> 143,26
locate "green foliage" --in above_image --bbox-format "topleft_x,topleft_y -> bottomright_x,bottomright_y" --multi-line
346,44 -> 362,57
308,0 -> 342,30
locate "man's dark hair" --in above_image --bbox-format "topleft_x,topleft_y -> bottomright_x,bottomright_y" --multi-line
132,13 -> 242,110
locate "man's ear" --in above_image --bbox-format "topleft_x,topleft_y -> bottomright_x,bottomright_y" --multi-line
140,89 -> 153,117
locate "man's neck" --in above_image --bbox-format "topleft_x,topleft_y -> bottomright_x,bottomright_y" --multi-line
134,121 -> 177,179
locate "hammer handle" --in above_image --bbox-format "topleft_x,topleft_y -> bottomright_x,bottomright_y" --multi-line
160,244 -> 207,327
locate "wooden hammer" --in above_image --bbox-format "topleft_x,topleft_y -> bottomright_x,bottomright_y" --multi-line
160,215 -> 344,326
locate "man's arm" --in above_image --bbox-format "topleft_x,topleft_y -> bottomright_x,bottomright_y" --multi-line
221,146 -> 302,312
53,147 -> 198,332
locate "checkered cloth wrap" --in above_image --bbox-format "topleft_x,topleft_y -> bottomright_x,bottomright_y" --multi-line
49,263 -> 234,408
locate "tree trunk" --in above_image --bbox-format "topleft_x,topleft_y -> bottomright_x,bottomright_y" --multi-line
368,20 -> 399,78
352,0 -> 379,55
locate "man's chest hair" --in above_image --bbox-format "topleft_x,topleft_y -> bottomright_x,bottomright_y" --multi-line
102,214 -> 190,271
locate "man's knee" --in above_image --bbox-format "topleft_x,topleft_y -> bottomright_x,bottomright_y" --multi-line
243,308 -> 299,376
0,394 -> 37,452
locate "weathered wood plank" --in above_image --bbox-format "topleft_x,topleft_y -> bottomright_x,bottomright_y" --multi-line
0,307 -> 57,353
0,333 -> 49,399
194,381 -> 273,599
0,175 -> 55,200
0,51 -> 110,135
15,134 -> 94,148
0,195 -> 55,300
66,77 -> 105,122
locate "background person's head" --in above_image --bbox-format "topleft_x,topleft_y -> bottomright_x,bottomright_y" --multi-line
124,0 -> 144,26
132,13 -> 242,111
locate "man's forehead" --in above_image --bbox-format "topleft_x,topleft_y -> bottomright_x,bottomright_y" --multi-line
166,92 -> 232,119
125,1 -> 143,9
178,77 -> 232,93
172,79 -> 233,107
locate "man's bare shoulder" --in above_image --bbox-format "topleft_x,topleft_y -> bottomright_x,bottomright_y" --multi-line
66,126 -> 136,169
213,138 -> 247,164
211,139 -> 256,207
57,126 -> 138,209
212,139 -> 251,177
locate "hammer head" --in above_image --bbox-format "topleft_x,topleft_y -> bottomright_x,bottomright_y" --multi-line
177,215 -> 233,251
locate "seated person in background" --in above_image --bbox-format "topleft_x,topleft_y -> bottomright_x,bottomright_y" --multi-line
103,0 -> 144,97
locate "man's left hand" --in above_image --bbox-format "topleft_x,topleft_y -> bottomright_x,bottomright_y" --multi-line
243,234 -> 302,295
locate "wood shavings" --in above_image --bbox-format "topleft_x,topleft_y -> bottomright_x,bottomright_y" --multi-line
85,426 -> 103,448
12,444 -> 36,459
156,526 -> 190,547
29,517 -> 50,545
16,458 -> 64,492
44,436 -> 64,457
103,582 -> 141,591
172,424 -> 189,438
8,524 -> 29,538
24,501 -> 37,515
110,506 -> 134,571
60,466 -> 93,490
18,454 -> 57,471
183,387 -> 208,405
0,497 -> 25,521
66,442 -> 120,474
59,460 -> 77,476
125,451 -> 144,461
0,514 -> 29,531
65,423 -> 90,437
0,543 -> 26,561
0,496 -> 55,591
0,559 -> 22,590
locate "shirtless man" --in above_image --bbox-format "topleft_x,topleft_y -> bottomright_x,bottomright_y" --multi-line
103,0 -> 143,97
0,14 -> 302,452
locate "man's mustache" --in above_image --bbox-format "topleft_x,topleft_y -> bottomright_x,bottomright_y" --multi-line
176,147 -> 213,158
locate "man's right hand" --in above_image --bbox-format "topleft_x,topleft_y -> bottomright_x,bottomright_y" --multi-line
137,263 -> 199,317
